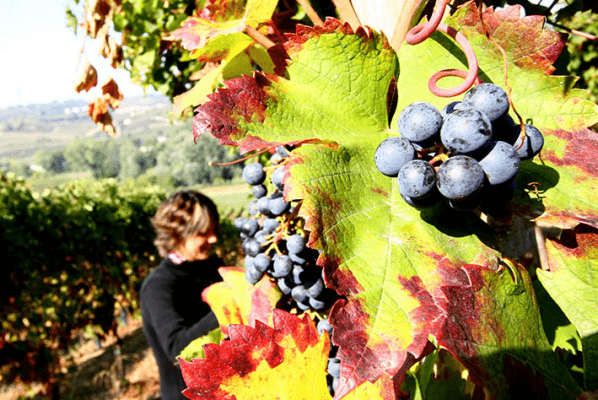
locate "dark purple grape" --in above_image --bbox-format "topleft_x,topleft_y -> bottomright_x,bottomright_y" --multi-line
374,137 -> 415,177
291,285 -> 309,303
269,197 -> 290,216
328,357 -> 341,378
241,218 -> 259,236
317,318 -> 333,337
513,124 -> 544,160
462,83 -> 509,121
308,297 -> 326,310
244,238 -> 262,257
441,109 -> 493,155
245,265 -> 264,284
262,217 -> 280,233
252,184 -> 268,198
306,278 -> 325,298
277,277 -> 293,294
436,156 -> 485,201
257,196 -> 271,215
286,234 -> 305,255
272,166 -> 286,191
479,141 -> 520,185
253,253 -> 271,273
242,162 -> 266,185
276,146 -> 290,157
397,101 -> 443,145
272,255 -> 293,278
397,160 -> 437,199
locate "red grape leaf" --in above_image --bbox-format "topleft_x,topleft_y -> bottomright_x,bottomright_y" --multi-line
179,309 -> 332,399
168,0 -> 277,54
74,60 -> 98,93
87,97 -> 116,137
101,78 -> 123,109
202,267 -> 283,337
454,4 -> 566,74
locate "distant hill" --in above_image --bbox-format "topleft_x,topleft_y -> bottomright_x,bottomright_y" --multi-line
0,95 -> 177,163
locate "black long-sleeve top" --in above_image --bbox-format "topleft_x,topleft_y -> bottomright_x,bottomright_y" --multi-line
140,256 -> 223,400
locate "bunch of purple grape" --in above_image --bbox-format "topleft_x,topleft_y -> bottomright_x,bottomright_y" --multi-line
236,147 -> 339,312
375,83 -> 544,211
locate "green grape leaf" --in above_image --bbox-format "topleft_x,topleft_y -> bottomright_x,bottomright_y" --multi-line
538,226 -> 598,390
192,8 -> 595,398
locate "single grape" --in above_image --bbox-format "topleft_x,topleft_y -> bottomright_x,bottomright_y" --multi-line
244,255 -> 254,269
440,109 -> 493,155
512,124 -> 544,160
397,101 -> 443,145
245,265 -> 264,285
286,234 -> 306,255
269,196 -> 290,216
306,278 -> 324,298
277,277 -> 294,295
374,137 -> 415,177
462,83 -> 509,121
257,196 -> 271,215
248,200 -> 259,215
276,146 -> 290,158
242,162 -> 266,185
479,141 -> 521,185
291,285 -> 309,303
328,358 -> 341,378
436,156 -> 485,200
252,184 -> 268,198
244,238 -> 262,257
272,166 -> 286,191
397,160 -> 437,199
272,255 -> 293,278
317,318 -> 334,337
241,218 -> 259,237
254,229 -> 269,246
309,297 -> 326,310
253,253 -> 271,273
262,217 -> 280,233
234,217 -> 246,230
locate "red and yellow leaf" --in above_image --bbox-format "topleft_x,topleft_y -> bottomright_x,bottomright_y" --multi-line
179,309 -> 332,399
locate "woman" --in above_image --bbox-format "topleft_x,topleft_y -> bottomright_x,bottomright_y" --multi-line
141,190 -> 223,400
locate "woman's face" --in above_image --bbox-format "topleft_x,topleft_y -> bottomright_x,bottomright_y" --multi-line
176,223 -> 218,261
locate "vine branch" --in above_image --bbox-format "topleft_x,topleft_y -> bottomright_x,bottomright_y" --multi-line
331,0 -> 361,29
296,0 -> 324,26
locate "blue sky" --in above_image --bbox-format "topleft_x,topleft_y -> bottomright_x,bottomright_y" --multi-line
0,1 -> 151,109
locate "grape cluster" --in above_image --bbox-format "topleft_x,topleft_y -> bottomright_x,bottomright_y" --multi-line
236,147 -> 340,312
375,83 -> 545,212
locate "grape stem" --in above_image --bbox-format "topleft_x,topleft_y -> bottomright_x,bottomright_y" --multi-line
534,223 -> 550,271
405,0 -> 480,97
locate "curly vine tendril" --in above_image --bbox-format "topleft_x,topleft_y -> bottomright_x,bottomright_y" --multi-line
405,0 -> 481,97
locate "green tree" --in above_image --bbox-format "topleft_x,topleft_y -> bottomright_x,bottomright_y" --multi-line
34,149 -> 67,174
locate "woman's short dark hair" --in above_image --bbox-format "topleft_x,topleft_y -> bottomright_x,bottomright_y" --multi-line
151,190 -> 220,258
